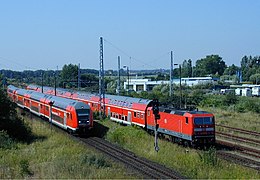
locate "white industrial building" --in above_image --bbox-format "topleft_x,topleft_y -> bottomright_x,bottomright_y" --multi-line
123,77 -> 219,92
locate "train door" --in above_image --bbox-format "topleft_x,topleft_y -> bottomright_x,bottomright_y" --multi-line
64,113 -> 67,128
127,111 -> 132,124
108,107 -> 111,117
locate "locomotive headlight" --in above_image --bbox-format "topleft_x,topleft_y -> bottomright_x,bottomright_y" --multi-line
79,121 -> 81,124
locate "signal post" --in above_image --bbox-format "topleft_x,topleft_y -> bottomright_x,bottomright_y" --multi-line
152,99 -> 160,152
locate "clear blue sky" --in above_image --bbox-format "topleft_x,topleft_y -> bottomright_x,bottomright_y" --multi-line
0,0 -> 259,71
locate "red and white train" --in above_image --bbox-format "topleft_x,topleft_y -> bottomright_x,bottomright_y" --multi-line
7,85 -> 93,134
27,84 -> 215,146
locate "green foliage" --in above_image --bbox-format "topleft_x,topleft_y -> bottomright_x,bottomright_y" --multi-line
60,64 -> 78,87
223,64 -> 239,76
194,55 -> 226,76
0,130 -> 14,149
249,73 -> 260,84
19,159 -> 32,177
181,59 -> 192,77
223,93 -> 238,106
81,154 -> 111,168
235,97 -> 260,113
0,89 -> 32,141
241,55 -> 260,82
200,94 -> 260,114
198,147 -> 219,166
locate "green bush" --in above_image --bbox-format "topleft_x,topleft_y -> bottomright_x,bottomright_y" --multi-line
19,159 -> 32,177
0,89 -> 32,142
0,130 -> 14,149
81,154 -> 111,168
198,147 -> 219,166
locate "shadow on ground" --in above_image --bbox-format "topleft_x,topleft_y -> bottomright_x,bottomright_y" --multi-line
90,121 -> 109,138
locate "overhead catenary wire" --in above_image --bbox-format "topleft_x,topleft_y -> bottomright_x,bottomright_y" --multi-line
103,38 -> 169,70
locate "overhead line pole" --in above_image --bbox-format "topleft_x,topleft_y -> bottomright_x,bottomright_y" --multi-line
78,63 -> 81,90
117,56 -> 120,95
170,51 -> 173,97
99,37 -> 105,118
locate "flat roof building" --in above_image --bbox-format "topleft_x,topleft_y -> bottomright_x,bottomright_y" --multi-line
124,77 -> 219,92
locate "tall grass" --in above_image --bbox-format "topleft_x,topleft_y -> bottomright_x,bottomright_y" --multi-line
202,107 -> 260,132
100,119 -> 259,179
0,113 -> 138,179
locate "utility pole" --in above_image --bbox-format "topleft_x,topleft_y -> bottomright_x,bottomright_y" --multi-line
78,63 -> 81,90
170,51 -> 173,97
117,56 -> 120,95
99,37 -> 105,118
179,65 -> 182,109
127,67 -> 129,95
54,72 -> 56,96
41,72 -> 43,93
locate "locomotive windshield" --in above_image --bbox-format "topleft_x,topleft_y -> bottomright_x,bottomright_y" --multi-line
194,117 -> 214,125
76,109 -> 90,123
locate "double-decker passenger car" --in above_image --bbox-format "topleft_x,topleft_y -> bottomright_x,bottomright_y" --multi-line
27,84 -> 215,146
8,85 -> 93,134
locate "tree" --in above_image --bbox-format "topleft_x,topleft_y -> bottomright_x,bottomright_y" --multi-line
250,74 -> 260,84
0,89 -> 32,141
60,64 -> 78,87
182,59 -> 192,77
194,55 -> 226,77
223,64 -> 239,76
241,55 -> 260,81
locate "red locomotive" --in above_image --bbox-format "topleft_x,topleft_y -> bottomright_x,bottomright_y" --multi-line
27,84 -> 215,146
7,85 -> 93,134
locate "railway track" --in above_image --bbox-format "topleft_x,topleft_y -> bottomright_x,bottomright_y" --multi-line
215,125 -> 260,171
217,151 -> 260,171
79,137 -> 186,179
216,124 -> 260,136
217,140 -> 260,158
216,131 -> 260,146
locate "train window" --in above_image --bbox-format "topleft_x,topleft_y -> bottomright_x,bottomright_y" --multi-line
137,112 -> 140,118
125,116 -> 128,121
67,113 -> 70,119
148,110 -> 150,116
134,112 -> 137,117
185,117 -> 188,124
122,116 -> 124,120
194,117 -> 213,125
141,113 -> 144,119
119,114 -> 122,119
111,112 -> 113,117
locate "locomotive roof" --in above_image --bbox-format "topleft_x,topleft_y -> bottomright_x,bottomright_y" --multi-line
159,107 -> 211,115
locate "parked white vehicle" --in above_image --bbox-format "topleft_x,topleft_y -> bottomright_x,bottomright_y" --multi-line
252,86 -> 260,97
241,88 -> 252,97
235,88 -> 242,96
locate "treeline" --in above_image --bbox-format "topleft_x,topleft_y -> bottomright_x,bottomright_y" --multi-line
0,65 -> 99,89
